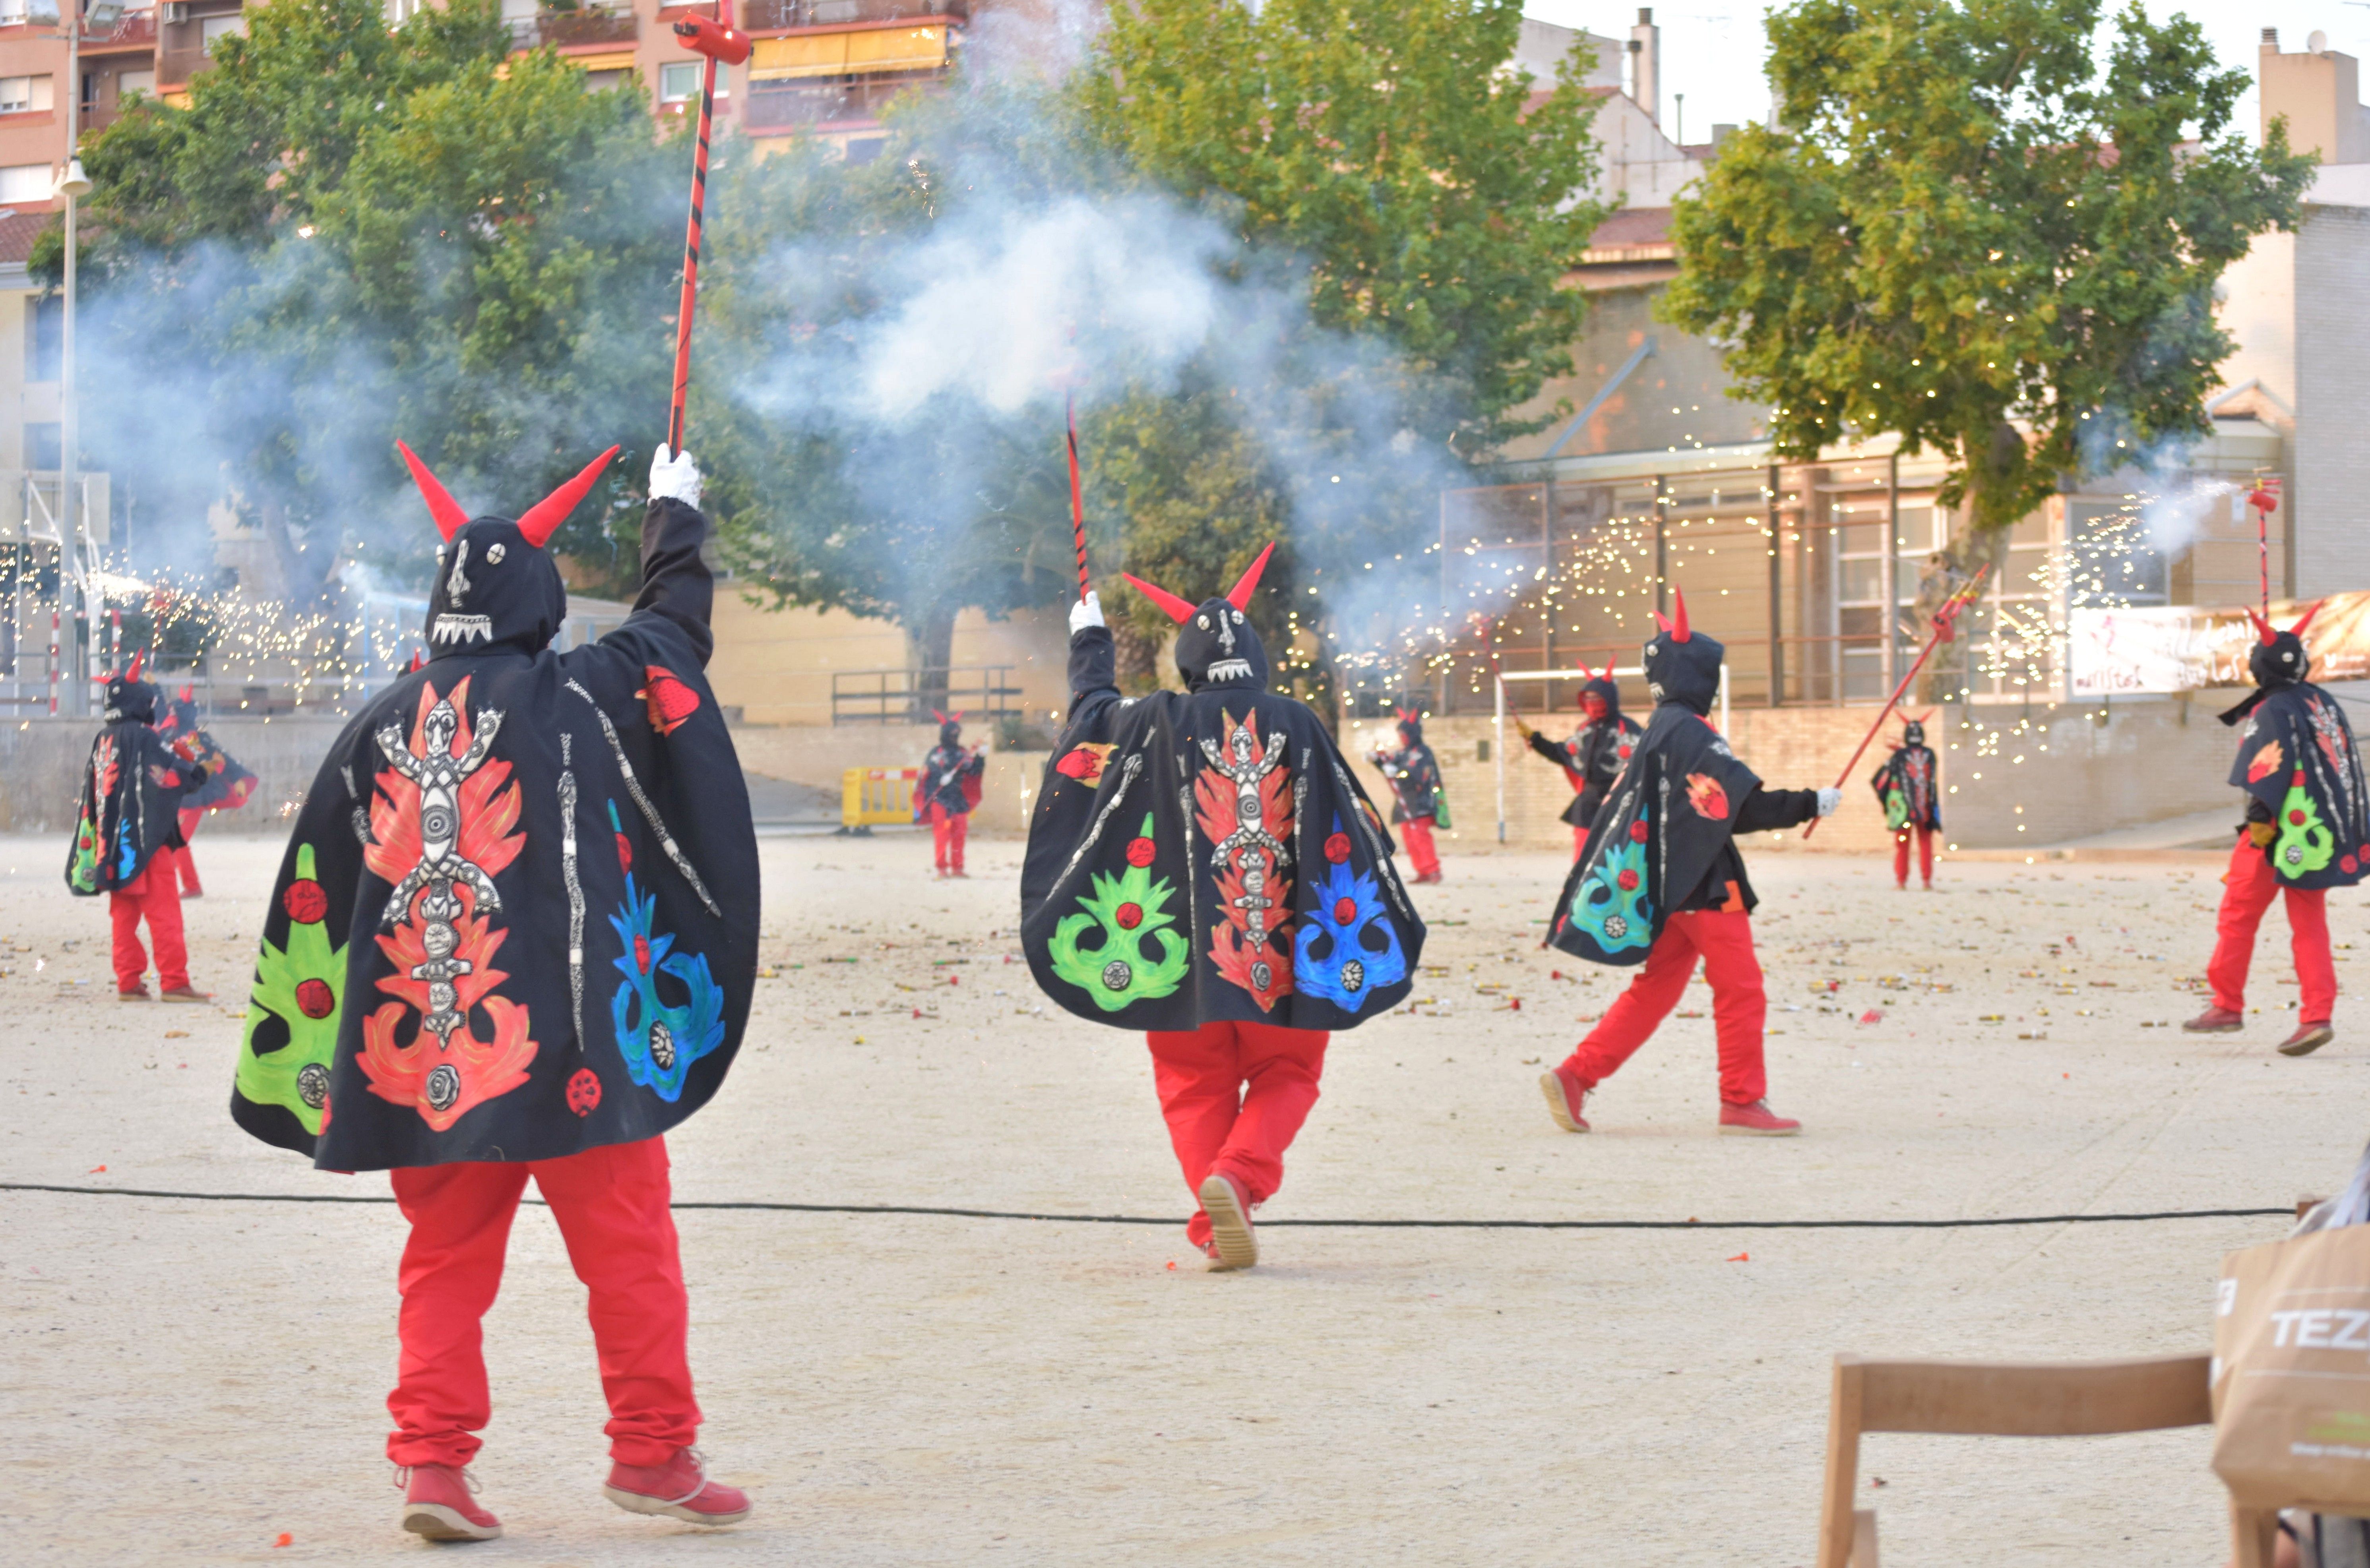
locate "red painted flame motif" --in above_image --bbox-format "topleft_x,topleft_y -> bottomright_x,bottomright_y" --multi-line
2247,741 -> 2283,784
637,665 -> 701,736
1684,772 -> 1730,821
1054,743 -> 1111,784
1192,710 -> 1296,1011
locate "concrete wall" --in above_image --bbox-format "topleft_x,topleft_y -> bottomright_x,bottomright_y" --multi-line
706,594 -> 1071,729
0,715 -> 348,836
727,720 -> 1048,836
2294,202 -> 2370,600
1359,696 -> 2246,859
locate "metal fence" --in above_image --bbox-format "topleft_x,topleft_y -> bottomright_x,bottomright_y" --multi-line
829,666 -> 1021,726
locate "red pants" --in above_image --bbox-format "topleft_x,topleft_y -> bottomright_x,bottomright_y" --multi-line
2209,831 -> 2336,1023
386,1136 -> 698,1469
109,859 -> 188,992
1401,815 -> 1441,880
1146,1021 -> 1327,1249
1893,825 -> 1935,887
1560,908 -> 1768,1105
927,803 -> 969,873
1572,825 -> 1589,862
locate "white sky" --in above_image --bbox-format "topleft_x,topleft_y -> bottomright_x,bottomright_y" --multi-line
1517,2 -> 2370,148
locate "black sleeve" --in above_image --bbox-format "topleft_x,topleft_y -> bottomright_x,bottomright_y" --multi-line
1054,625 -> 1123,747
1525,730 -> 1569,766
1734,785 -> 1820,834
628,498 -> 715,666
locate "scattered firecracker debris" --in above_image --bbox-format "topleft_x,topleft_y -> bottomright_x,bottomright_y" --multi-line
1858,1009 -> 1882,1026
1727,1252 -> 1750,1263
87,1164 -> 105,1173
271,1533 -> 292,1548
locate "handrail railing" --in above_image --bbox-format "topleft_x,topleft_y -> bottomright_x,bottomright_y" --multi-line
830,664 -> 1021,725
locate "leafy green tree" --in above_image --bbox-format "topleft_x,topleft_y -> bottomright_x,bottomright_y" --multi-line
50,0 -> 679,602
1663,0 -> 2314,568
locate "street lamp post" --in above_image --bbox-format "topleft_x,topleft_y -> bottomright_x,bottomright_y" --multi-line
42,0 -> 112,711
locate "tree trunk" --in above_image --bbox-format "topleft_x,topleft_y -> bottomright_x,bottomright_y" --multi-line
907,601 -> 957,724
1919,420 -> 2021,704
1110,621 -> 1163,695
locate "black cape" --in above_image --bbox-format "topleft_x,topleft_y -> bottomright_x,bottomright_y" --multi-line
1022,620 -> 1423,1031
1527,712 -> 1643,828
913,739 -> 984,818
229,496 -> 759,1169
1871,743 -> 1941,831
1371,736 -> 1444,823
158,696 -> 258,816
66,678 -> 209,894
2229,682 -> 2370,891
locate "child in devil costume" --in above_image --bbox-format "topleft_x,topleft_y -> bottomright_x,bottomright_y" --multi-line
227,442 -> 759,1542
65,654 -> 220,1000
1022,547 -> 1424,1270
1870,712 -> 1941,891
1367,709 -> 1447,883
2184,603 -> 2370,1057
1537,591 -> 1839,1136
151,686 -> 258,898
914,709 -> 985,877
1513,659 -> 1641,860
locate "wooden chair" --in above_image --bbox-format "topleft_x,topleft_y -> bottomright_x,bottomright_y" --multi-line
1817,1352 -> 2277,1567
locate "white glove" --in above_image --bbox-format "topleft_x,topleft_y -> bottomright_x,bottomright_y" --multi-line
649,443 -> 702,507
1816,786 -> 1842,819
1070,589 -> 1104,636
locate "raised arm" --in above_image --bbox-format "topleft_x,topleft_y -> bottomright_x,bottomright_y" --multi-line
626,445 -> 715,667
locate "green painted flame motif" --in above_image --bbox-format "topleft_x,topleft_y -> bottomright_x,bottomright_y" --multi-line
238,842 -> 348,1134
1048,813 -> 1190,1011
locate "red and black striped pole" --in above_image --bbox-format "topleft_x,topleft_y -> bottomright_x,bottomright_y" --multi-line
1066,391 -> 1089,600
667,10 -> 752,453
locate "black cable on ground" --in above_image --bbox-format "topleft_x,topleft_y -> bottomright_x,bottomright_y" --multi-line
0,1181 -> 2292,1231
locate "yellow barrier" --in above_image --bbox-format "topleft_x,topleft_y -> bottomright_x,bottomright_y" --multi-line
841,766 -> 919,831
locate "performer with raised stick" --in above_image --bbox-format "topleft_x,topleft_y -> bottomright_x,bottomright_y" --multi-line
1367,709 -> 1447,883
1870,711 -> 1941,891
1513,656 -> 1639,861
914,709 -> 986,877
1023,545 -> 1423,1270
662,10 -> 751,455
1804,565 -> 1988,841
1536,590 -> 1838,1137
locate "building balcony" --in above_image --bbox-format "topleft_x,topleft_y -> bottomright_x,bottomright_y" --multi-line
742,68 -> 940,130
742,0 -> 965,33
529,6 -> 640,48
80,10 -> 156,52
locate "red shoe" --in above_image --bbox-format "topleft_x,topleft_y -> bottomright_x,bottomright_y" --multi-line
1539,1066 -> 1591,1133
604,1447 -> 751,1526
2279,1021 -> 2335,1057
397,1463 -> 502,1542
2182,1006 -> 2245,1034
1718,1099 -> 1802,1136
1198,1168 -> 1258,1271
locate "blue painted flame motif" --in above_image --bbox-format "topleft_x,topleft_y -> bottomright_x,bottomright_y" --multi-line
1569,806 -> 1654,956
607,866 -> 725,1103
113,816 -> 138,881
1292,819 -> 1407,1010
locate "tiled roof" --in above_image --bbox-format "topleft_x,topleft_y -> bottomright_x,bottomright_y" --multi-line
1582,206 -> 1672,251
0,210 -> 52,268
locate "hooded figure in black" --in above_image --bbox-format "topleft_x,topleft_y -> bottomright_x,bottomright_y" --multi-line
1367,707 -> 1447,883
1021,545 -> 1424,1270
1870,711 -> 1942,890
68,655 -> 219,1001
227,442 -> 758,1533
2186,603 -> 2370,1057
913,708 -> 985,877
1515,658 -> 1642,859
1536,590 -> 1837,1137
152,687 -> 258,898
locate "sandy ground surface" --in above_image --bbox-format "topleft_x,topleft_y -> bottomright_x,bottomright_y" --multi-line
4,828 -> 2365,1566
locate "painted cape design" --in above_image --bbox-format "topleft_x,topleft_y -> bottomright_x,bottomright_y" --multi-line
2232,684 -> 2370,890
65,701 -> 208,896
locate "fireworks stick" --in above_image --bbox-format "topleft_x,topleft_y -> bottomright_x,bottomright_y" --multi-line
1804,564 -> 1989,840
2247,478 -> 2281,623
1066,391 -> 1089,600
664,11 -> 752,454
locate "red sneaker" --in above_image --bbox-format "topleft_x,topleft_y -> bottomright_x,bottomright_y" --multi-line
1718,1099 -> 1802,1136
397,1463 -> 502,1542
2279,1021 -> 2335,1057
1539,1066 -> 1591,1133
603,1448 -> 751,1526
2182,1006 -> 2245,1034
1198,1168 -> 1258,1271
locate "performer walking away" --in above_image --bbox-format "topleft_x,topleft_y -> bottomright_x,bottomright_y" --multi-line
1368,708 -> 1447,884
914,709 -> 985,877
1869,712 -> 1941,891
66,655 -> 219,1001
152,686 -> 258,898
1513,660 -> 1640,860
2185,604 -> 2369,1057
1536,591 -> 1838,1137
228,442 -> 759,1542
1022,548 -> 1424,1271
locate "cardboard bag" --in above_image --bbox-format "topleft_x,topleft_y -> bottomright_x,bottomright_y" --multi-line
2213,1223 -> 2370,1511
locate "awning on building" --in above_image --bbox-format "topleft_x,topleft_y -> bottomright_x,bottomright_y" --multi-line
748,24 -> 947,79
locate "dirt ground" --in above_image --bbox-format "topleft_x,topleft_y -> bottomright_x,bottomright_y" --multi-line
3,827 -> 2363,1566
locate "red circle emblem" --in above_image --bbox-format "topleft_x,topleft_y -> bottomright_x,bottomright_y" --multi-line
1125,837 -> 1157,867
1324,832 -> 1352,864
1629,821 -> 1649,843
1334,896 -> 1358,925
566,1068 -> 602,1117
1115,902 -> 1143,929
2291,809 -> 2307,826
283,880 -> 327,924
2345,856 -> 2359,875
1617,869 -> 1640,891
1619,745 -> 1632,759
295,978 -> 334,1019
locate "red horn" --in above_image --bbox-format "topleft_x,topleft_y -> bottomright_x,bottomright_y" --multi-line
2247,608 -> 2276,647
178,685 -> 193,703
516,446 -> 620,549
2292,598 -> 2326,637
396,441 -> 471,542
1670,587 -> 1691,642
1121,573 -> 1197,625
126,648 -> 144,683
1225,541 -> 1276,611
